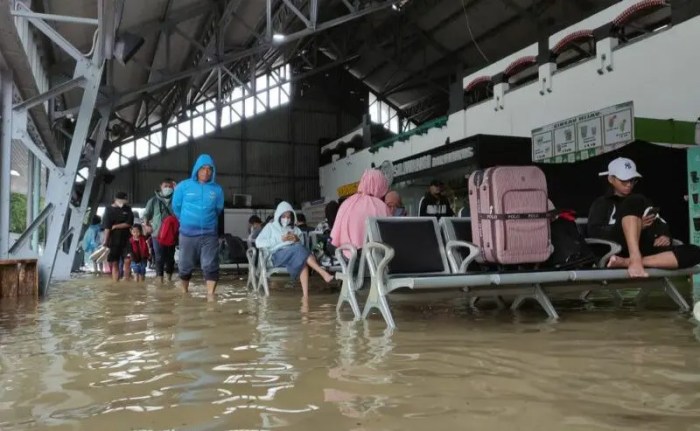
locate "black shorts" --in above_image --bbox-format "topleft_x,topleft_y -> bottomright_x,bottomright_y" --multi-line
107,230 -> 131,263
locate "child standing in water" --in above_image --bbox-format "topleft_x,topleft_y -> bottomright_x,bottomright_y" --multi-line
129,225 -> 150,282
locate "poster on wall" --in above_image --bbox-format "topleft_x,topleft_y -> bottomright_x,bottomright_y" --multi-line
531,101 -> 634,164
687,147 -> 700,286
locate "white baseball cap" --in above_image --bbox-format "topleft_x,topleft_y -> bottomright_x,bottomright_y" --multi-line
599,157 -> 642,181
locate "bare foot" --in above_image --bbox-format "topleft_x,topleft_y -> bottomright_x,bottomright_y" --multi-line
627,258 -> 649,278
607,255 -> 629,269
322,272 -> 335,283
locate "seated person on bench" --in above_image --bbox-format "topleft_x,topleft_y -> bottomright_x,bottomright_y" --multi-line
588,157 -> 700,278
255,201 -> 335,297
331,169 -> 392,256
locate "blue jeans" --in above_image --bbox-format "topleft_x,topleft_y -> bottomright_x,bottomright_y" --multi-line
178,234 -> 220,282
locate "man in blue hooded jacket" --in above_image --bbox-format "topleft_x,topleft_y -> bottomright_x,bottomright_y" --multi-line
172,154 -> 225,295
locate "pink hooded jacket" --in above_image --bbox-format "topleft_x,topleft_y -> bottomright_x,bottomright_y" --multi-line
331,169 -> 391,251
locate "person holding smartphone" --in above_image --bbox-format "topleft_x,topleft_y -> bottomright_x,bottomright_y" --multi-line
588,157 -> 700,277
255,201 -> 335,298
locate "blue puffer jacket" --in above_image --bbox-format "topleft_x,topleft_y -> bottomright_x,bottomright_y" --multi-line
172,154 -> 224,237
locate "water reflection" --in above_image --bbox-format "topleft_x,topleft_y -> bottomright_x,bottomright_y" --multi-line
0,276 -> 699,430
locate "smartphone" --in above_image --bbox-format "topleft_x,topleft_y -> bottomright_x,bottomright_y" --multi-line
644,206 -> 660,217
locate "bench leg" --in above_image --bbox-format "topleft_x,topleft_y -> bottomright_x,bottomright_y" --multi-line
635,286 -> 653,308
361,279 -> 395,329
336,277 -> 361,319
663,277 -> 691,312
511,285 -> 559,319
608,288 -> 624,307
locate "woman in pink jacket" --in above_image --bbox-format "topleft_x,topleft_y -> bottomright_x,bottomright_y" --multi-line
331,169 -> 391,252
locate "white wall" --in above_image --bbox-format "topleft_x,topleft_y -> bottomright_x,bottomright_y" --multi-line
320,15 -> 700,200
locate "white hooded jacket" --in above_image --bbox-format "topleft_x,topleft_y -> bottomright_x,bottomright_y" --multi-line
255,201 -> 303,253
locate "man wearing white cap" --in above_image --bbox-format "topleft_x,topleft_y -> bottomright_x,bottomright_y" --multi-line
588,157 -> 700,277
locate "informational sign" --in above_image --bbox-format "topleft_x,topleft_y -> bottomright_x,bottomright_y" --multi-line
393,144 -> 475,180
687,147 -> 700,287
531,101 -> 634,163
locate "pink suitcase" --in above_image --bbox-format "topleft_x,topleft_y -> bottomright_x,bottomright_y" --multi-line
468,166 -> 552,264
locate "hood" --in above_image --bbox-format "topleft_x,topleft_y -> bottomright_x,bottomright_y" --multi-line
190,154 -> 216,182
274,201 -> 297,226
357,169 -> 389,198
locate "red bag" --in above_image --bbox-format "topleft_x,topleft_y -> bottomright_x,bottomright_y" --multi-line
158,215 -> 179,246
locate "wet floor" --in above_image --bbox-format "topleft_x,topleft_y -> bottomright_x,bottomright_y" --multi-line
1,275 -> 700,430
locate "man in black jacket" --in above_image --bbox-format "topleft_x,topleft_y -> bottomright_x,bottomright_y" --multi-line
419,179 -> 454,219
588,157 -> 700,278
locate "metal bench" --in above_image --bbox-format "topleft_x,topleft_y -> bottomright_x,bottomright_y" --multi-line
362,217 -> 695,329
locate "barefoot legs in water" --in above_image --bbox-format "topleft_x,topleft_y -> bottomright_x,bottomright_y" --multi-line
299,255 -> 335,297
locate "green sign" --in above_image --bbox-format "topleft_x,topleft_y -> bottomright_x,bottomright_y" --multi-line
687,147 -> 700,287
532,101 -> 635,164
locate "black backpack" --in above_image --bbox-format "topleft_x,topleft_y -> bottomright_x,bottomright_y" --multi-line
545,210 -> 597,270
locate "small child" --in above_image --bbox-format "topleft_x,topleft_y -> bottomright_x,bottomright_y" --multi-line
129,224 -> 150,282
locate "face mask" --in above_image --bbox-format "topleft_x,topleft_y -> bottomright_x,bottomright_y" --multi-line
115,200 -> 126,208
161,187 -> 173,197
393,207 -> 406,217
280,217 -> 291,227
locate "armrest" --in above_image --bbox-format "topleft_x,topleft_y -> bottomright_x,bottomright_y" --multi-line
363,242 -> 395,279
585,238 -> 622,268
672,239 -> 684,246
445,240 -> 480,273
334,243 -> 358,278
258,247 -> 272,266
246,247 -> 257,267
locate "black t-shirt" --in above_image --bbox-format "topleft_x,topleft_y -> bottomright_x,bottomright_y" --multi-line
102,204 -> 134,247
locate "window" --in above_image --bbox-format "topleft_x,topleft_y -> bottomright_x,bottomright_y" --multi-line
205,109 -> 217,133
135,138 -> 150,160
166,127 -> 178,148
120,141 -> 134,159
106,152 -> 120,171
221,105 -> 233,128
256,74 -> 267,91
191,115 -> 205,139
177,120 -> 191,144
244,97 -> 254,118
368,91 -> 415,134
269,87 -> 280,108
76,167 -> 88,183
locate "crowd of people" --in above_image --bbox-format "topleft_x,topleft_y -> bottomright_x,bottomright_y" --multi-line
83,154 -> 700,299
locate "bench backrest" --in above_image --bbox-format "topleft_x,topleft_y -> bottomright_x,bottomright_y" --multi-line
439,217 -> 473,270
367,217 -> 450,276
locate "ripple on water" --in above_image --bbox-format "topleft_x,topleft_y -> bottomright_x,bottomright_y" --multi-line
0,277 -> 700,430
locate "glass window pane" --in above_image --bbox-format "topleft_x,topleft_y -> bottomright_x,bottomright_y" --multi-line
106,152 -> 120,170
231,101 -> 243,118
205,110 -> 217,131
281,82 -> 290,98
232,86 -> 242,100
389,116 -> 399,133
269,87 -> 280,108
244,97 -> 254,118
135,138 -> 150,159
221,105 -> 233,128
231,106 -> 241,124
256,74 -> 267,91
178,120 -> 190,144
369,102 -> 379,123
205,101 -> 214,112
166,127 -> 178,148
120,141 -> 134,159
149,132 -> 162,149
255,93 -> 267,114
97,158 -> 103,168
149,143 -> 159,156
192,115 -> 205,138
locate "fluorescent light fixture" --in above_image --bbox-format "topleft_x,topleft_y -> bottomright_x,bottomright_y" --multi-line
10,170 -> 20,177
272,33 -> 286,42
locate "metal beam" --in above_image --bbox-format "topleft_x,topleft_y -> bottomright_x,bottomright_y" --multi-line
10,9 -> 99,25
114,1 -> 398,107
12,76 -> 85,112
282,0 -> 312,28
0,69 -> 12,257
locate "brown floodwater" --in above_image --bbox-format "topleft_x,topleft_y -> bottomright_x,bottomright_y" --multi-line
1,275 -> 700,431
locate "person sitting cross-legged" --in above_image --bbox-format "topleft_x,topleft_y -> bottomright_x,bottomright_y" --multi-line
587,157 -> 700,278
